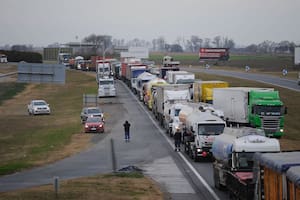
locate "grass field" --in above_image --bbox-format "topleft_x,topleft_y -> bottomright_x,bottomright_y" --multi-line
0,172 -> 163,200
0,70 -> 97,175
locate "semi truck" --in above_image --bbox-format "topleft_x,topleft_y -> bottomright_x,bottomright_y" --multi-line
98,76 -> 116,97
134,72 -> 157,101
58,53 -> 71,67
142,78 -> 168,110
253,151 -> 300,200
179,106 -> 226,161
152,84 -> 191,127
213,87 -> 286,138
125,64 -> 147,90
166,71 -> 195,84
193,80 -> 228,103
212,127 -> 280,200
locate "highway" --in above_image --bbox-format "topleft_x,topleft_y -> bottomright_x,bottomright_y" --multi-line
182,67 -> 300,92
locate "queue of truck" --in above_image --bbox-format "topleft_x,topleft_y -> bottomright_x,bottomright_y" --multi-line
113,55 -> 299,200
63,52 -> 297,200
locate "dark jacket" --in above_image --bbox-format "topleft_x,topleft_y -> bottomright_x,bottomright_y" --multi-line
123,121 -> 131,132
174,130 -> 182,141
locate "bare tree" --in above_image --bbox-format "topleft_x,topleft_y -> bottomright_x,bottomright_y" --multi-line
83,34 -> 112,54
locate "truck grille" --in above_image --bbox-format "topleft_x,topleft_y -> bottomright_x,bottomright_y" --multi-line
262,117 -> 280,133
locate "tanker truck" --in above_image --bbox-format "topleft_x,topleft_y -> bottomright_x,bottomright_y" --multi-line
179,106 -> 226,161
212,127 -> 280,200
213,87 -> 286,138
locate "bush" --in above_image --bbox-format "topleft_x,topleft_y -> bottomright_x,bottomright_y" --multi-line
0,50 -> 43,63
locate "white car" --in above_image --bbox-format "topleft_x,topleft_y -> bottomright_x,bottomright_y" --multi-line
27,100 -> 51,115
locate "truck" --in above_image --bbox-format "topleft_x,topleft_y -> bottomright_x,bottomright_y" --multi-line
199,48 -> 230,61
125,63 -> 147,90
98,76 -> 116,97
134,72 -> 157,101
120,57 -> 141,82
193,80 -> 228,103
179,106 -> 226,161
0,54 -> 8,63
152,84 -> 191,127
142,78 -> 168,110
166,70 -> 195,84
162,56 -> 180,67
58,53 -> 71,67
253,151 -> 300,200
212,127 -> 280,200
213,87 -> 286,138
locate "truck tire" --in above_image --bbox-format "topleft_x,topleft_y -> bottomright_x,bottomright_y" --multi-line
213,167 -> 221,189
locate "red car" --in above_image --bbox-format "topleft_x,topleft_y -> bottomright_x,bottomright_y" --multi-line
84,117 -> 105,133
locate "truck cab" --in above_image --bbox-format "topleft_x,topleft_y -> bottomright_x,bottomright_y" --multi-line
98,76 -> 116,97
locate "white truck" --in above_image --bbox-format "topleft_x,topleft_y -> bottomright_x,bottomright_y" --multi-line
212,127 -> 280,200
98,76 -> 116,97
152,84 -> 191,127
166,71 -> 195,84
179,106 -> 226,161
134,72 -> 157,101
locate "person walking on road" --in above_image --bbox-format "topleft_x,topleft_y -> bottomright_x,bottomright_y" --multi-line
123,120 -> 131,142
174,128 -> 182,151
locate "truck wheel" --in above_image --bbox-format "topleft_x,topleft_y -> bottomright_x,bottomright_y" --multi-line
213,167 -> 221,189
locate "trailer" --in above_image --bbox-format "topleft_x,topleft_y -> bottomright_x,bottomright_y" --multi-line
253,151 -> 300,200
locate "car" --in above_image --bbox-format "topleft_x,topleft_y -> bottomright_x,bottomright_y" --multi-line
84,117 -> 104,133
80,107 -> 104,124
27,100 -> 51,115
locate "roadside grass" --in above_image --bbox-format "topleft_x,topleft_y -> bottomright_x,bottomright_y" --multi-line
0,70 -> 97,175
0,82 -> 27,106
0,173 -> 163,200
195,72 -> 300,148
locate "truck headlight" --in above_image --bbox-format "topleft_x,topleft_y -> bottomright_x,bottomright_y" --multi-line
197,149 -> 201,152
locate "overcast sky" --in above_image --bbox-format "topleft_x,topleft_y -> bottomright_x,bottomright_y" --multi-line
0,0 -> 299,47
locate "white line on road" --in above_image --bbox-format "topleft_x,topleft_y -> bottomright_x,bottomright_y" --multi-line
122,81 -> 220,200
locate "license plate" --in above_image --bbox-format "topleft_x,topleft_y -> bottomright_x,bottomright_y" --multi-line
91,128 -> 96,131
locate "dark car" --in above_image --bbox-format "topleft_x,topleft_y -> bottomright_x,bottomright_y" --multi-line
84,117 -> 105,133
80,107 -> 104,124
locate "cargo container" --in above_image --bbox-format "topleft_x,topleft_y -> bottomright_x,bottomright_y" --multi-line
193,80 -> 228,103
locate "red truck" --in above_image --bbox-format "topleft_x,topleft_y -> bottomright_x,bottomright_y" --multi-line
199,48 -> 230,61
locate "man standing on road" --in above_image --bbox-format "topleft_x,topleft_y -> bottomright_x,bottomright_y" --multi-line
123,120 -> 131,142
174,128 -> 182,151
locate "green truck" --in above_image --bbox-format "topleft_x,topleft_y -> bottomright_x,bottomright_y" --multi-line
213,87 -> 286,138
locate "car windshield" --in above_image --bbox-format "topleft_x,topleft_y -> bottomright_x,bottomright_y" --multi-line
33,101 -> 46,106
87,108 -> 101,114
86,117 -> 101,123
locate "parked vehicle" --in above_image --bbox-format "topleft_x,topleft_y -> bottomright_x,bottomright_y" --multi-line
193,80 -> 228,103
179,105 -> 226,161
98,76 -> 116,97
27,100 -> 51,115
212,127 -> 280,200
142,77 -> 168,110
166,71 -> 195,84
0,54 -> 8,63
134,72 -> 157,101
80,107 -> 104,124
253,151 -> 300,200
152,84 -> 191,127
213,87 -> 286,138
58,53 -> 71,67
84,117 -> 104,133
162,56 -> 180,67
126,64 -> 147,91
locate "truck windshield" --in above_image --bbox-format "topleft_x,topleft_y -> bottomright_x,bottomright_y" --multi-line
253,105 -> 283,116
235,152 -> 254,170
198,124 -> 225,135
99,81 -> 114,85
174,109 -> 181,117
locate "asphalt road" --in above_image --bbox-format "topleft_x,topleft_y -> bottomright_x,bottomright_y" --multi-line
182,67 -> 300,92
0,78 -> 229,200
